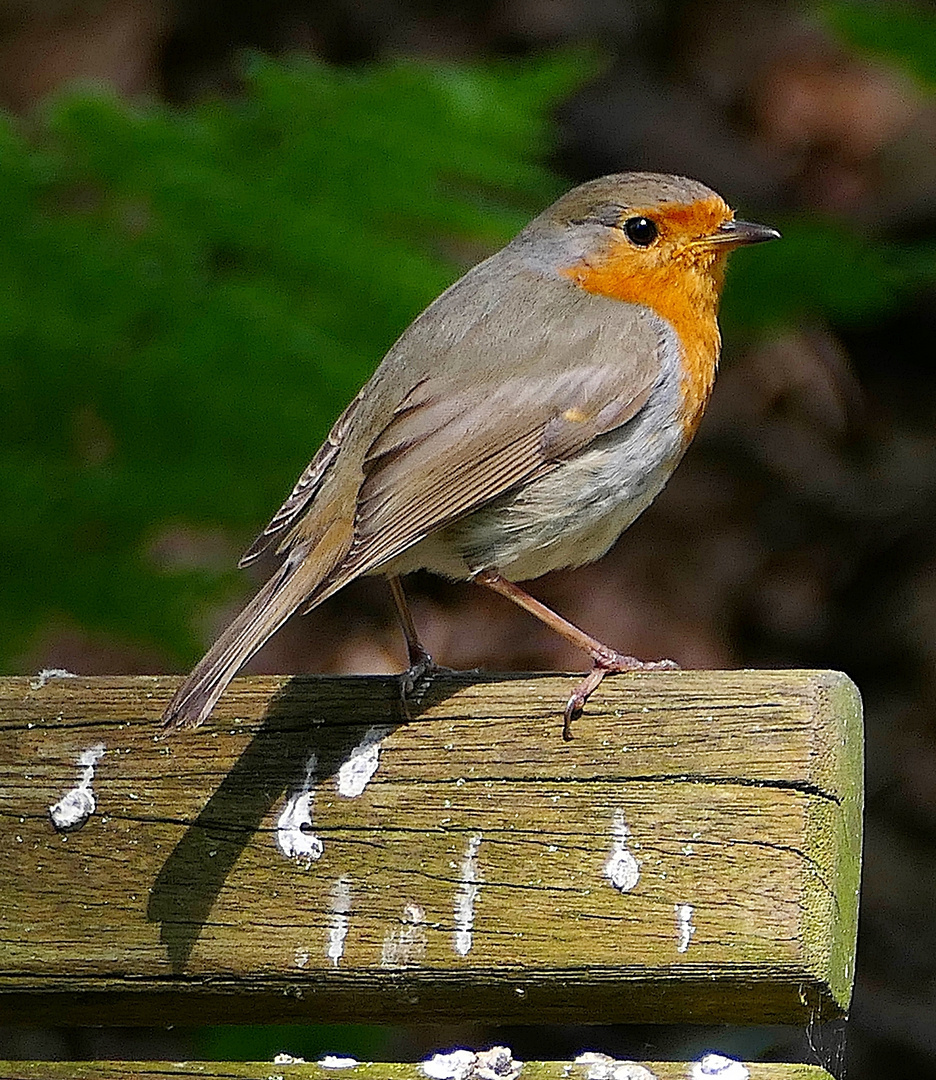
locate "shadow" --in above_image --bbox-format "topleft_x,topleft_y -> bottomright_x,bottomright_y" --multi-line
145,670 -> 492,970
146,675 -> 407,970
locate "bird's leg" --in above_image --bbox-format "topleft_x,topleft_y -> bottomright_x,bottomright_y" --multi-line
473,570 -> 677,740
388,574 -> 430,670
387,575 -> 450,717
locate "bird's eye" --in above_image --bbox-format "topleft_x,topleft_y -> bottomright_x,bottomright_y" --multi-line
622,216 -> 658,246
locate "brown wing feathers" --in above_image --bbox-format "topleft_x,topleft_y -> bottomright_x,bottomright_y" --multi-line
162,267 -> 663,728
161,537 -> 344,728
238,391 -> 363,568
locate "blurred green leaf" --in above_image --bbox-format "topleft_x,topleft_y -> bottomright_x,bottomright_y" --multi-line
722,218 -> 936,331
824,2 -> 936,89
194,1022 -> 389,1063
0,52 -> 593,668
727,0 -> 936,333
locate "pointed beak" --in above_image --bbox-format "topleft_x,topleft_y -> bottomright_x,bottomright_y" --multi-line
704,219 -> 782,247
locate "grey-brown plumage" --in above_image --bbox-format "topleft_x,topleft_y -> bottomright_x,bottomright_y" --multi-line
162,173 -> 779,732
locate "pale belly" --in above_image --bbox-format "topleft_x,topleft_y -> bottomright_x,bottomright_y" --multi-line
379,406 -> 687,584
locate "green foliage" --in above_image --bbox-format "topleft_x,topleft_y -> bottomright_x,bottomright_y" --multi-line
723,1 -> 936,334
824,2 -> 936,90
722,220 -> 936,332
0,52 -> 588,667
194,1022 -> 388,1063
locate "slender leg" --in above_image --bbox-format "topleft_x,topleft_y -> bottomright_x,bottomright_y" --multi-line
474,569 -> 677,740
388,574 -> 431,668
387,575 -> 451,717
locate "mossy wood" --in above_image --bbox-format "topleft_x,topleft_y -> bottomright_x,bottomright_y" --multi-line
0,1061 -> 836,1079
0,670 -> 862,1027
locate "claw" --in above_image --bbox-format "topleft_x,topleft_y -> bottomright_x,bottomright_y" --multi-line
563,652 -> 679,740
398,648 -> 457,720
470,571 -> 680,742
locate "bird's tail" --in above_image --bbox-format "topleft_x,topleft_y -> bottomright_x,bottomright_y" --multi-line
161,553 -> 321,730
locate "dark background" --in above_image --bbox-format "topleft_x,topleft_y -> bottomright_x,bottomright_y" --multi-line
3,1 -> 936,1076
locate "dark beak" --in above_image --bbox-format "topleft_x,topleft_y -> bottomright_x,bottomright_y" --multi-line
706,219 -> 782,247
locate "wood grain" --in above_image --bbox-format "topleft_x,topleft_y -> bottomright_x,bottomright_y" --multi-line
0,670 -> 862,1027
0,1059 -> 836,1080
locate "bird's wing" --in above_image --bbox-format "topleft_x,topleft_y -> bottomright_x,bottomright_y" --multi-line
322,269 -> 668,587
239,391 -> 364,567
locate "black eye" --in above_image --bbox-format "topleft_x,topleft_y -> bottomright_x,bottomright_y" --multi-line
623,216 -> 658,246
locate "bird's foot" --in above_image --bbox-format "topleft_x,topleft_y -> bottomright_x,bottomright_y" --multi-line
399,646 -> 456,720
563,649 -> 679,741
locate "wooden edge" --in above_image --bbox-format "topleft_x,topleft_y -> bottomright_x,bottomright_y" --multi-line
803,671 -> 864,1010
0,1059 -> 836,1080
0,977 -> 844,1028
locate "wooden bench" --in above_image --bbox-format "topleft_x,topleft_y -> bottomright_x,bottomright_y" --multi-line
0,669 -> 862,1079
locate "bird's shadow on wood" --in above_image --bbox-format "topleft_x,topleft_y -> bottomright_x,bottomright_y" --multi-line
145,671 -> 487,971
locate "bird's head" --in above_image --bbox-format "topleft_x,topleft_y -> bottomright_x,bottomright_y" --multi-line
516,173 -> 780,438
521,172 -> 779,312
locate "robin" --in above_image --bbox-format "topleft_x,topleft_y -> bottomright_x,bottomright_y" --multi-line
161,172 -> 779,739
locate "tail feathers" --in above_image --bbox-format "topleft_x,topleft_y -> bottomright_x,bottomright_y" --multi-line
161,558 -> 316,730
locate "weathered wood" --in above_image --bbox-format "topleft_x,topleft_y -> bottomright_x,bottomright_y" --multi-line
0,670 -> 862,1027
0,1060 -> 835,1080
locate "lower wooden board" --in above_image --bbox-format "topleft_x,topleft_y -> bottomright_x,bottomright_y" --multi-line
0,1059 -> 836,1080
0,671 -> 862,1026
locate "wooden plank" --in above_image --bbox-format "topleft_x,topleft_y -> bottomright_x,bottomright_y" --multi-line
0,1059 -> 835,1080
0,670 -> 862,1027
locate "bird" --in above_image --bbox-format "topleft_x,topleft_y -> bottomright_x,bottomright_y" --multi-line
160,172 -> 779,739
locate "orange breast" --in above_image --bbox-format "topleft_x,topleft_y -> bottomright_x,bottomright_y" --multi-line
560,197 -> 727,440
563,256 -> 722,440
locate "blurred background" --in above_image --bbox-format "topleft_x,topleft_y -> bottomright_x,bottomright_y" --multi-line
1,0 -> 935,1076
